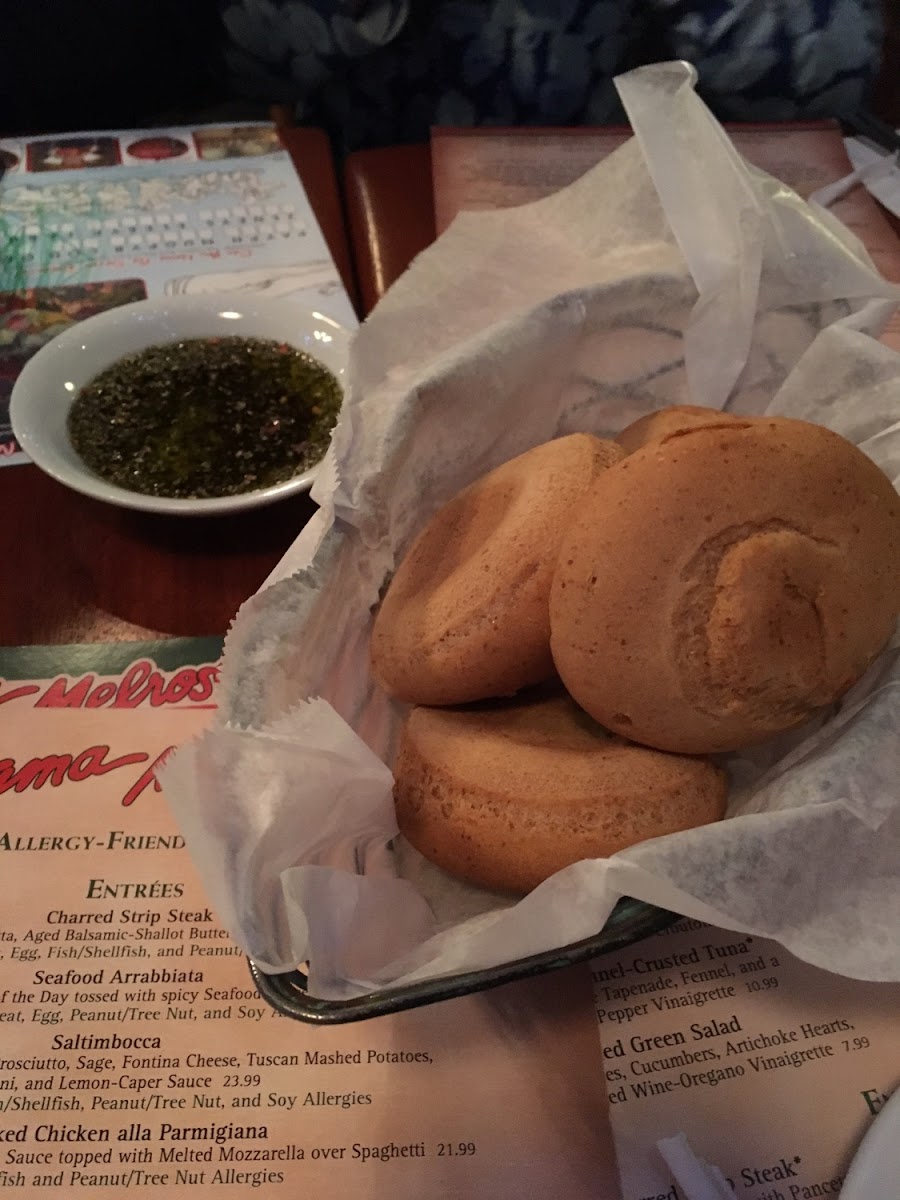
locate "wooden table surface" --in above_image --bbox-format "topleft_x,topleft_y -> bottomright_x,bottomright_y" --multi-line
0,127 -> 350,647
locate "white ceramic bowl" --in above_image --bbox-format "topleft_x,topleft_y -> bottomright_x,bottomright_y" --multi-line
10,294 -> 353,516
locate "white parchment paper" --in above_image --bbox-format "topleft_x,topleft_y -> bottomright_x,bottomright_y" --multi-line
162,62 -> 900,998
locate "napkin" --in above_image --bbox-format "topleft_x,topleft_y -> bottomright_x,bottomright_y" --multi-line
657,1135 -> 733,1200
162,61 -> 900,999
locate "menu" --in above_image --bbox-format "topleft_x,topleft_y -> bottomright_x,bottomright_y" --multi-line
597,919 -> 900,1197
0,640 -> 620,1199
3,637 -> 900,1197
0,122 -> 358,463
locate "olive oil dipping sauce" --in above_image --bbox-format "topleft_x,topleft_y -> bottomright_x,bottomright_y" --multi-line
67,335 -> 342,499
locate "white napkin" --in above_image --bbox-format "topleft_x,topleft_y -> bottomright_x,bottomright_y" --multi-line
162,62 -> 900,999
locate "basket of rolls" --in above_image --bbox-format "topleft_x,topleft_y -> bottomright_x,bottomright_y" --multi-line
163,62 -> 900,1022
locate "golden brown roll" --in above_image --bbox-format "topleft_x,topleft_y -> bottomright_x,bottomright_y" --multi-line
371,434 -> 624,705
616,404 -> 745,454
550,417 -> 900,754
393,695 -> 728,894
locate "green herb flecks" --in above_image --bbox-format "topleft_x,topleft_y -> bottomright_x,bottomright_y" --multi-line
67,335 -> 342,499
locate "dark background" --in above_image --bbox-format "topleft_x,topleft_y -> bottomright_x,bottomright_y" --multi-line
0,0 -> 226,135
0,0 -> 897,137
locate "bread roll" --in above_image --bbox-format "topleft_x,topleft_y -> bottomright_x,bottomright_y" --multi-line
616,405 -> 746,455
550,417 -> 900,753
371,434 -> 624,705
393,695 -> 727,894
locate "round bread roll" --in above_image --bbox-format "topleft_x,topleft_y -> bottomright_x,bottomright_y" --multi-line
616,405 -> 746,454
551,417 -> 900,754
393,695 -> 728,894
371,433 -> 624,705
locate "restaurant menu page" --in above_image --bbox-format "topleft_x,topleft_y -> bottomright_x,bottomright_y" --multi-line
0,640 -> 620,1200
598,918 -> 900,1199
0,122 -> 358,463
